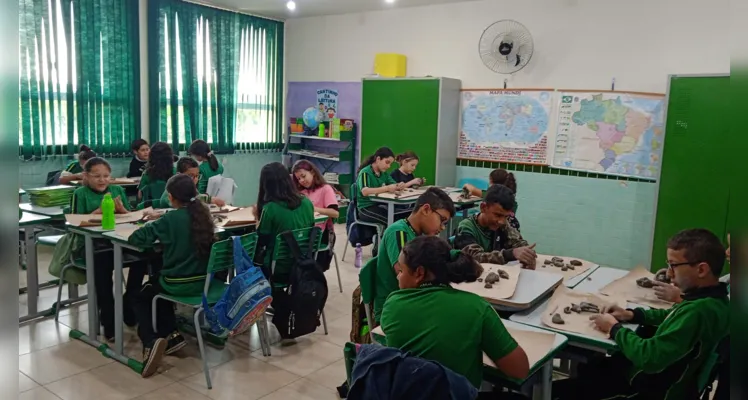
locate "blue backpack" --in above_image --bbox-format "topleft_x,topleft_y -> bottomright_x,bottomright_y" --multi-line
201,236 -> 273,338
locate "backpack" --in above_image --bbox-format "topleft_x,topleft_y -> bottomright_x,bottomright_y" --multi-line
201,236 -> 273,338
271,228 -> 329,339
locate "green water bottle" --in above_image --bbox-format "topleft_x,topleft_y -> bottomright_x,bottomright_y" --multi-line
101,193 -> 115,230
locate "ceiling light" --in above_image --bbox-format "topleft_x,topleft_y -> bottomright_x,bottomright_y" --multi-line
385,0 -> 396,3
286,1 -> 296,11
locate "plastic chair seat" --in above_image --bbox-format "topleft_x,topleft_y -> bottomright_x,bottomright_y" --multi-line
37,235 -> 64,246
158,281 -> 229,306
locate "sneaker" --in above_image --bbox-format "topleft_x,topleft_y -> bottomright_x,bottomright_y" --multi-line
141,338 -> 167,378
165,332 -> 187,355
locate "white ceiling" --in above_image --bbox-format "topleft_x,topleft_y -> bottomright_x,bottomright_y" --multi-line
203,0 -> 481,20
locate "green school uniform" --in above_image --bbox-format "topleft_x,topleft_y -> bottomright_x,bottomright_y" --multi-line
256,197 -> 315,280
65,160 -> 83,174
128,207 -> 209,295
381,284 -> 518,388
373,218 -> 417,322
152,190 -> 212,209
70,185 -> 130,214
197,161 -> 224,194
138,166 -> 176,203
609,283 -> 730,400
454,215 -> 527,264
355,165 -> 396,209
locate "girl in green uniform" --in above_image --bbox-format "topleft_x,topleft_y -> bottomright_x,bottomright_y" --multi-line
59,145 -> 96,185
355,147 -> 407,226
137,142 -> 175,205
128,174 -> 217,378
188,139 -> 224,194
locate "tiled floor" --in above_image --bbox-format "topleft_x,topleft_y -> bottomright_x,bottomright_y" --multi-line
18,224 -> 367,400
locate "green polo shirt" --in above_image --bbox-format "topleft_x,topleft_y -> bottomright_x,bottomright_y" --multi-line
381,285 -> 518,388
373,218 -> 417,322
197,161 -> 224,194
70,185 -> 130,214
356,165 -> 396,209
138,166 -> 176,202
65,160 -> 83,174
128,207 -> 210,295
256,197 -> 315,281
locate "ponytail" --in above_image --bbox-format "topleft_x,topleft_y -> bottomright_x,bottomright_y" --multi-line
188,139 -> 219,172
396,151 -> 419,165
78,144 -> 96,163
166,174 -> 216,261
489,168 -> 517,194
358,146 -> 395,174
402,236 -> 482,285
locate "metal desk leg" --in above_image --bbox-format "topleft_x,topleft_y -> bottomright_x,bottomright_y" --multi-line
24,226 -> 39,315
113,243 -> 124,355
84,235 -> 99,337
533,361 -> 553,400
387,202 -> 395,226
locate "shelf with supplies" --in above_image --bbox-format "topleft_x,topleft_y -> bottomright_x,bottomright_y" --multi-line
286,120 -> 358,224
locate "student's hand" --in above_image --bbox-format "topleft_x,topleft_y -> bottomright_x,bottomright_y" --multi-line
601,305 -> 634,322
395,182 -> 406,191
652,281 -> 683,303
512,243 -> 537,265
589,313 -> 618,334
386,184 -> 399,193
143,211 -> 162,221
463,183 -> 477,193
212,197 -> 226,207
114,197 -> 128,214
418,177 -> 426,185
91,207 -> 102,215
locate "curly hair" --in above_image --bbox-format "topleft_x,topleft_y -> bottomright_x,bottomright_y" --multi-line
145,142 -> 175,182
166,174 -> 216,261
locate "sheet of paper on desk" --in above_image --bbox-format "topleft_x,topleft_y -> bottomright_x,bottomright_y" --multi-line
210,204 -> 240,213
536,254 -> 592,282
110,178 -> 136,184
65,208 -> 153,227
113,225 -> 139,240
453,263 -> 521,301
448,192 -> 481,203
540,286 -> 627,339
599,267 -> 674,309
376,188 -> 426,200
216,207 -> 256,227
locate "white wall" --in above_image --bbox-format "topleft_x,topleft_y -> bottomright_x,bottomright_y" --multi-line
286,0 -> 729,92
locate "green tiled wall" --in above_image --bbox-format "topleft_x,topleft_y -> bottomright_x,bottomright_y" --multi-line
19,152 -> 282,207
456,165 -> 657,270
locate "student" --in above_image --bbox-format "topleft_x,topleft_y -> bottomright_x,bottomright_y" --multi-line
68,157 -> 147,341
138,142 -> 175,204
391,151 -> 425,188
188,139 -> 224,194
552,228 -> 730,400
292,159 -> 339,271
128,174 -> 217,378
254,162 -> 315,284
454,184 -> 536,268
380,236 -> 530,391
128,139 -> 150,178
372,187 -> 456,322
355,146 -> 406,226
149,157 -> 225,209
59,145 -> 96,184
463,168 -> 520,231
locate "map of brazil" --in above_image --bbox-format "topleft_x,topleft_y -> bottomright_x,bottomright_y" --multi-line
553,92 -> 665,179
459,90 -> 553,164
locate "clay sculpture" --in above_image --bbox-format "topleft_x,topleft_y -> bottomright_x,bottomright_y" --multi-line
497,270 -> 510,280
654,269 -> 671,284
484,282 -> 493,289
570,259 -> 583,266
563,306 -> 572,314
553,260 -> 565,268
552,313 -> 565,324
477,278 -> 483,282
565,263 -> 575,270
561,266 -> 569,271
544,259 -> 552,265
551,257 -> 564,263
579,302 -> 600,313
636,277 -> 654,288
485,272 -> 501,284
570,304 -> 582,313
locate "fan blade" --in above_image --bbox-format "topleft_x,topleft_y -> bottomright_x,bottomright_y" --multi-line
515,54 -> 521,67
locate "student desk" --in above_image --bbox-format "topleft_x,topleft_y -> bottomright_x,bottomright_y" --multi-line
372,319 -> 567,400
370,187 -> 463,226
486,266 -> 564,313
19,202 -> 65,219
570,266 -> 629,293
19,188 -> 26,201
19,212 -> 52,323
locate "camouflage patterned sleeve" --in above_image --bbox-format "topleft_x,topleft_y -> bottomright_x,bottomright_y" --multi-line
461,243 -> 510,264
503,224 -> 529,249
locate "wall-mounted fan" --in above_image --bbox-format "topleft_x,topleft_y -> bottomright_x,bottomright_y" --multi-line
479,20 -> 534,74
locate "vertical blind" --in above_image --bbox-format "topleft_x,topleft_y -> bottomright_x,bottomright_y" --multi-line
148,0 -> 284,153
18,0 -> 140,159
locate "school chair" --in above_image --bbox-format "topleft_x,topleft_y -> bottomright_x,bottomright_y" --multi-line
342,183 -> 383,261
268,226 -> 329,335
358,257 -> 378,343
319,234 -> 343,293
151,233 -> 271,390
344,342 -> 359,387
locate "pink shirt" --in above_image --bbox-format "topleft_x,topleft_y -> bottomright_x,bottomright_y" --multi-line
301,184 -> 338,231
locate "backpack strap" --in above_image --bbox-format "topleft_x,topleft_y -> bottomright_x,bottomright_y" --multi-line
281,230 -> 307,262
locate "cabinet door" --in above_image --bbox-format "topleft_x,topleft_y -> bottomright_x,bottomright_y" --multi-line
361,79 -> 440,183
651,76 -> 730,270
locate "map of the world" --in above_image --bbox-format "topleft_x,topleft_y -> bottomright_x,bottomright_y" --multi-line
552,92 -> 665,179
459,90 -> 553,165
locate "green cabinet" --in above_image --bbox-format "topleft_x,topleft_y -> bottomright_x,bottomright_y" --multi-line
360,77 -> 461,186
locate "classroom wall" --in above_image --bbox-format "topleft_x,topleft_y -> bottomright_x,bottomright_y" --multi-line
285,0 -> 729,269
19,152 -> 281,206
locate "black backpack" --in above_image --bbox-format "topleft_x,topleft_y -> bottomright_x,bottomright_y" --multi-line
272,228 -> 329,339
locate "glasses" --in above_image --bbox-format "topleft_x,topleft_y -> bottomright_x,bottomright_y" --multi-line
433,210 -> 450,227
666,260 -> 700,270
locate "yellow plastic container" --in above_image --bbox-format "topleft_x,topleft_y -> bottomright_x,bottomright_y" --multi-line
374,53 -> 407,77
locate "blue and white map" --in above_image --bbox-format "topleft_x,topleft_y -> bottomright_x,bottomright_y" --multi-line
459,90 -> 553,164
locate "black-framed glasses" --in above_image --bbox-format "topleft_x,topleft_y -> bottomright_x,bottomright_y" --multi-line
666,260 -> 699,269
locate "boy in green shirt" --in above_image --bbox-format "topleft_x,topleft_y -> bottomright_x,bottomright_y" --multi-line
371,187 -> 456,322
553,228 -> 731,400
454,184 -> 537,268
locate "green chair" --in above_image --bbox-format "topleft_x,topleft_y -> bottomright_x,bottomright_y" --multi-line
344,342 -> 358,387
152,232 -> 268,390
358,257 -> 378,343
269,226 -> 329,334
319,236 -> 343,293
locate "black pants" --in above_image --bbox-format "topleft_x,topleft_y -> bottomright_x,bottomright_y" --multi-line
134,279 -> 176,346
91,246 -> 148,336
552,355 -> 637,400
